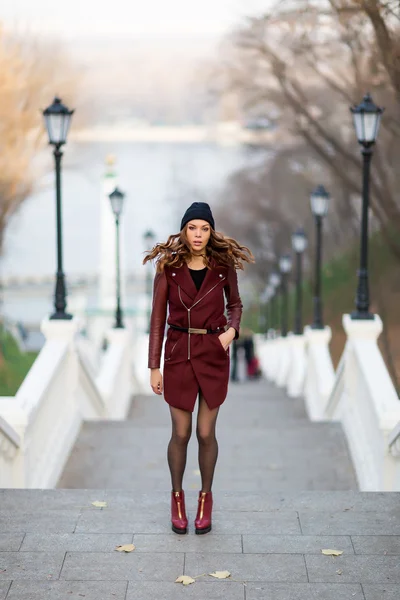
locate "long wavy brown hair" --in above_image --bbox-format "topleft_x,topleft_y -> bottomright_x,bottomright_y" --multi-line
143,224 -> 255,272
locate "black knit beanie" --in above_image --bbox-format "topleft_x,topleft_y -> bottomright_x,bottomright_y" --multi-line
180,202 -> 215,230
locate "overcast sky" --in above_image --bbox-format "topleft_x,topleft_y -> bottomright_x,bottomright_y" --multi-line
1,0 -> 275,37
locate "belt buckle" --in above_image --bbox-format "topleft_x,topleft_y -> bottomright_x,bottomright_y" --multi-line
188,327 -> 207,334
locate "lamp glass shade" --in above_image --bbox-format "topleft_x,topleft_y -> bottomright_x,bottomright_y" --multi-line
109,187 -> 125,217
292,228 -> 308,253
43,97 -> 74,145
266,284 -> 275,301
144,229 -> 155,243
310,184 -> 330,217
269,272 -> 281,288
279,254 -> 292,274
350,93 -> 383,144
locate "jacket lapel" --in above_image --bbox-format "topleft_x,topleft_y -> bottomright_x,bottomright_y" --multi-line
192,257 -> 226,305
168,262 -> 197,300
168,256 -> 227,305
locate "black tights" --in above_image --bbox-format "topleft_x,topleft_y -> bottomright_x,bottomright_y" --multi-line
167,390 -> 219,493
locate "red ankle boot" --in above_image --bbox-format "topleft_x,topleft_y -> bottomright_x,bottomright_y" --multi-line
171,490 -> 188,534
195,490 -> 213,534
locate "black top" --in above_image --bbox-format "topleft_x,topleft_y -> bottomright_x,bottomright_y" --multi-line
189,266 -> 207,291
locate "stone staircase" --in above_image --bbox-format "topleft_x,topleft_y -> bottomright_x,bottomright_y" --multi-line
57,380 -> 357,491
0,379 -> 399,599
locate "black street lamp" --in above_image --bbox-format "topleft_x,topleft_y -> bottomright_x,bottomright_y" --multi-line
310,184 -> 330,329
260,284 -> 273,334
269,271 -> 281,333
143,229 -> 156,332
259,290 -> 267,334
42,97 -> 74,320
279,255 -> 292,337
109,187 -> 125,328
292,228 -> 308,335
266,284 -> 274,334
350,93 -> 384,319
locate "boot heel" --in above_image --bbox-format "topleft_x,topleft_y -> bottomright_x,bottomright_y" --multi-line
195,524 -> 212,535
172,523 -> 187,534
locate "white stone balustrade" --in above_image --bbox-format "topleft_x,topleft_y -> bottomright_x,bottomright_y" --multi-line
0,412 -> 21,488
324,315 -> 400,491
287,334 -> 307,398
388,421 -> 400,490
276,335 -> 293,388
256,333 -> 277,382
303,326 -> 335,421
0,316 -> 134,488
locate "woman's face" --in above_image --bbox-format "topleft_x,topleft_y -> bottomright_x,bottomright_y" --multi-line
185,219 -> 211,254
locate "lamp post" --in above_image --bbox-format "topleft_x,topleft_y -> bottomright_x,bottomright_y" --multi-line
279,255 -> 292,337
266,284 -> 274,334
259,287 -> 268,334
291,228 -> 308,335
42,97 -> 74,320
350,93 -> 384,319
310,184 -> 330,329
143,229 -> 156,332
260,284 -> 273,334
269,271 -> 281,334
109,187 -> 125,328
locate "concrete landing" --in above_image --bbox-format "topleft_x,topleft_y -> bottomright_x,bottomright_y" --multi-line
0,489 -> 399,599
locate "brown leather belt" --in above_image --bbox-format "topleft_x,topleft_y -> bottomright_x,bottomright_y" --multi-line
169,324 -> 224,334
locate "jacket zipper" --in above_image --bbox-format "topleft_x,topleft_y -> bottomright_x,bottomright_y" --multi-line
188,308 -> 191,359
178,277 -> 226,360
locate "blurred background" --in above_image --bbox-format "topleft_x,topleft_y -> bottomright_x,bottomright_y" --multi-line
1,0 -> 400,393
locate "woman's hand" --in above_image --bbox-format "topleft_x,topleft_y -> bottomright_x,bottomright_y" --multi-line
218,327 -> 236,350
150,368 -> 163,395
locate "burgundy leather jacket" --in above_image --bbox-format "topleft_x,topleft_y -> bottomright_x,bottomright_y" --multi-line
148,258 -> 243,369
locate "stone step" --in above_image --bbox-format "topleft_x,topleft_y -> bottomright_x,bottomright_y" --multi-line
58,380 -> 357,491
0,489 -> 399,600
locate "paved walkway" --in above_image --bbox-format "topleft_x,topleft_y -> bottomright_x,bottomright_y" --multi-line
1,488 -> 399,599
1,380 -> 399,599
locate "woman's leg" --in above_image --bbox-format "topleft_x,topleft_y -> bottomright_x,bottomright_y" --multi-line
168,406 -> 192,492
196,391 -> 220,492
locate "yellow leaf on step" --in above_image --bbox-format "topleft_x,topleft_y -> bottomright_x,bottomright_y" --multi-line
321,549 -> 343,556
91,501 -> 107,508
209,570 -> 231,579
115,544 -> 135,552
175,575 -> 195,585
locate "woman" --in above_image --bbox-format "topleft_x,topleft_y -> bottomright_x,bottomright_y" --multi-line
143,202 -> 254,535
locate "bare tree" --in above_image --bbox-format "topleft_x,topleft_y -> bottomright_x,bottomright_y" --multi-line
0,26 -> 81,255
213,0 -> 400,260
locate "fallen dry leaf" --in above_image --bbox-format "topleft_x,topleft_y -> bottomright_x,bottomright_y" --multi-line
115,544 -> 135,553
209,570 -> 231,579
91,501 -> 107,508
175,575 -> 195,586
321,549 -> 343,556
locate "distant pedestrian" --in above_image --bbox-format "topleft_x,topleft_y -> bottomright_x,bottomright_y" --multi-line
144,202 -> 254,534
